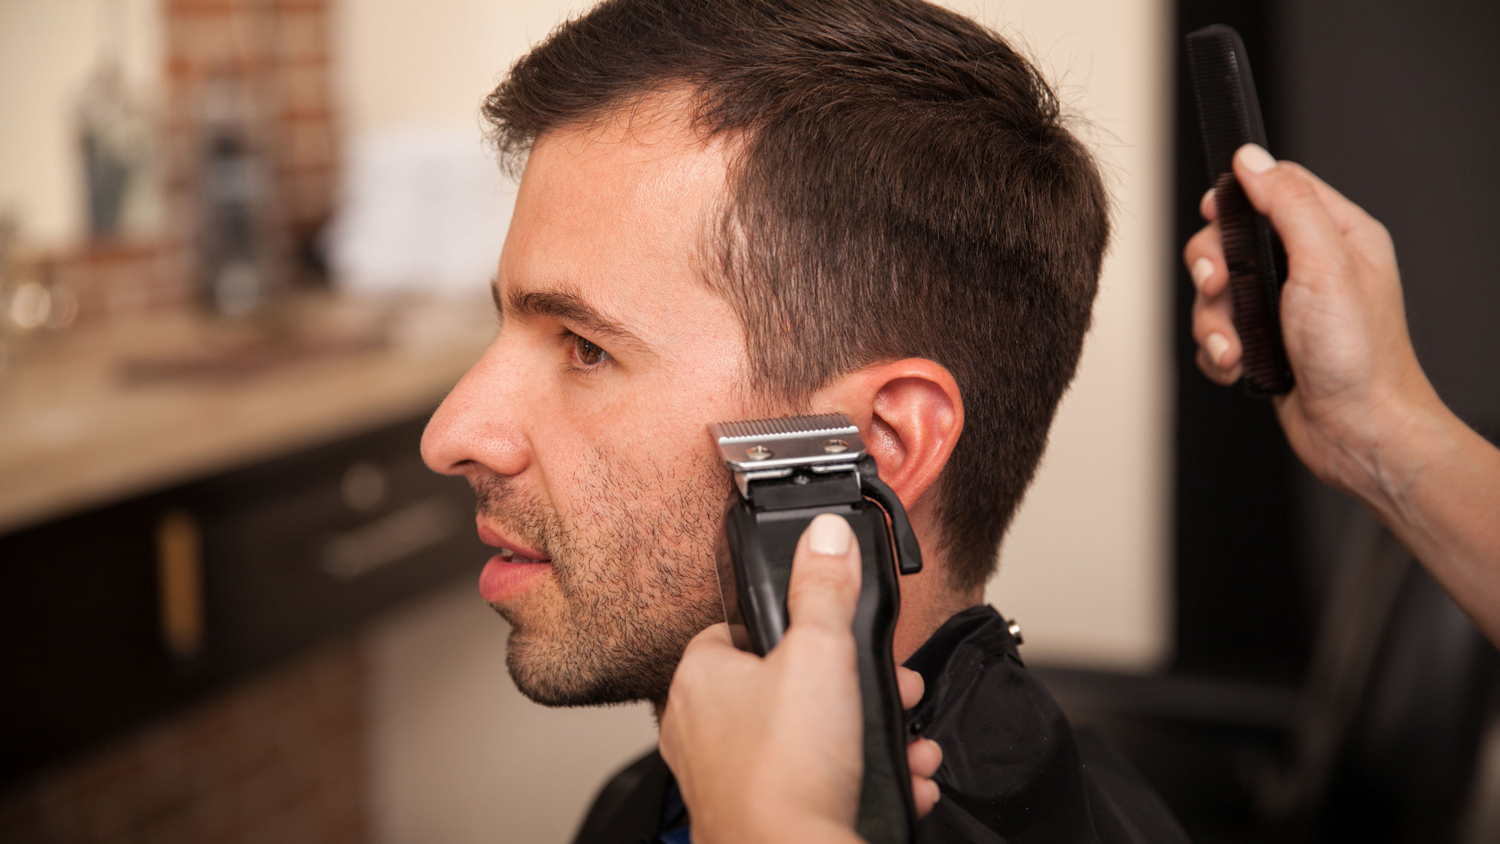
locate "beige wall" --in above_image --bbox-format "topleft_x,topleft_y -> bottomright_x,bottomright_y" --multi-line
365,584 -> 658,844
334,0 -> 590,139
0,0 -> 161,247
966,0 -> 1175,669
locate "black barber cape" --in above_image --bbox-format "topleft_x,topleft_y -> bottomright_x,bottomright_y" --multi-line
572,606 -> 1190,844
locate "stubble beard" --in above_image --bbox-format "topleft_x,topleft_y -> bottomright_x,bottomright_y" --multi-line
477,447 -> 728,708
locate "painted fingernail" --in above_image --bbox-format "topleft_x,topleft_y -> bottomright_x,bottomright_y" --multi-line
1237,143 -> 1276,174
1191,258 -> 1214,290
807,513 -> 853,556
1205,332 -> 1231,367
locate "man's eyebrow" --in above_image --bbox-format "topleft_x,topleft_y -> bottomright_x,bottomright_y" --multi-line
502,285 -> 654,353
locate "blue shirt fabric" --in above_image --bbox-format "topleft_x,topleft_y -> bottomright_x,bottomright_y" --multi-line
655,776 -> 691,844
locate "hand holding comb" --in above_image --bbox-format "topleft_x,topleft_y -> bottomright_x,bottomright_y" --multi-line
1186,25 -> 1295,396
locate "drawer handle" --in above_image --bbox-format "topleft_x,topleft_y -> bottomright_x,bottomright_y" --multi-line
156,510 -> 205,659
321,496 -> 458,580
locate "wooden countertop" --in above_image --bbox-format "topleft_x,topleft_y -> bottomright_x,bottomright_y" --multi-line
0,294 -> 494,535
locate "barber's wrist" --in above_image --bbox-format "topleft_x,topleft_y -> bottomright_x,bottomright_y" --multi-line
763,815 -> 866,844
696,810 -> 866,844
1321,378 -> 1454,521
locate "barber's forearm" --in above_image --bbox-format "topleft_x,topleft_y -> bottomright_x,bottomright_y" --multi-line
807,825 -> 868,844
1335,391 -> 1500,645
693,814 -> 867,844
764,817 -> 867,844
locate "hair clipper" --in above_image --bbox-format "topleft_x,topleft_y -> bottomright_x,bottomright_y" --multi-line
709,413 -> 922,844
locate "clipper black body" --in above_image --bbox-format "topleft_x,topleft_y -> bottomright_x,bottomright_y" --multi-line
709,413 -> 922,844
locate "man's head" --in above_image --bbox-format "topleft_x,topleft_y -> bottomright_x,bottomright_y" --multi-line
422,0 -> 1108,707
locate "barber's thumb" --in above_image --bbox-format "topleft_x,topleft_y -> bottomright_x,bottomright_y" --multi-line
1232,143 -> 1343,266
1235,143 -> 1277,176
786,514 -> 862,632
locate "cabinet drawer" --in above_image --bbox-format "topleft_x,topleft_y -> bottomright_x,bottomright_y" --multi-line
0,414 -> 488,785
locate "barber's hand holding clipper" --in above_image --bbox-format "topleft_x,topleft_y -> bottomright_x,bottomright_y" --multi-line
1186,143 -> 1500,646
660,514 -> 943,844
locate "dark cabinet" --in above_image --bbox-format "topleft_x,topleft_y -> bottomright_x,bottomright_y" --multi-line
0,413 -> 487,785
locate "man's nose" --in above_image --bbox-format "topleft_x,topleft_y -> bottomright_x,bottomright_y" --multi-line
421,344 -> 530,481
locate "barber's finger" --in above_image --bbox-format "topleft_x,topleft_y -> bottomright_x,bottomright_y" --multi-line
680,621 -> 737,659
785,514 -> 862,634
1259,157 -> 1379,238
897,667 -> 925,711
1197,327 -> 1244,385
1186,216 -> 1242,385
912,776 -> 941,818
1231,146 -> 1355,276
1199,187 -> 1218,222
1208,156 -> 1373,243
670,624 -> 753,701
1184,223 -> 1228,298
1230,147 -> 1393,273
662,624 -> 749,768
908,738 -> 942,779
1197,345 -> 1243,386
1193,275 -> 1242,377
1269,159 -> 1397,265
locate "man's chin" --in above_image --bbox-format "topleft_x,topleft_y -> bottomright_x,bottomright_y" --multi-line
503,626 -> 672,708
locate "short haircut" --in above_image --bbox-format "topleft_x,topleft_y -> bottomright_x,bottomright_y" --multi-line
483,0 -> 1109,592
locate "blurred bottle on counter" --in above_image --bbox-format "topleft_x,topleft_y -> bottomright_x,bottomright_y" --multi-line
197,76 -> 276,319
78,69 -> 156,240
76,26 -> 160,242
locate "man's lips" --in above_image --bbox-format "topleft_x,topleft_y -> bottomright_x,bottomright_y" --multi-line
476,520 -> 550,562
476,519 -> 550,603
479,554 -> 549,603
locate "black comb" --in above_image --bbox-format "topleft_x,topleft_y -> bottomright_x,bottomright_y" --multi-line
1186,24 -> 1294,396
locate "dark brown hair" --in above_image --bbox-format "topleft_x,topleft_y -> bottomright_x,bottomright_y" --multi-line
483,0 -> 1109,592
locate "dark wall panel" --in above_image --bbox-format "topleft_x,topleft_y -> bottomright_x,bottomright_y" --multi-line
1173,0 -> 1308,681
1275,0 -> 1500,431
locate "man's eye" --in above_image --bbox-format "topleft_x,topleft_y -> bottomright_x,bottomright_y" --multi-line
572,335 -> 611,367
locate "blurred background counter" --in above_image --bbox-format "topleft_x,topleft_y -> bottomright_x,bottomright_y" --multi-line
0,293 -> 492,537
0,293 -> 501,831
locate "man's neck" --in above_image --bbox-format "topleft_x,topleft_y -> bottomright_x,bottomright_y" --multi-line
892,565 -> 984,664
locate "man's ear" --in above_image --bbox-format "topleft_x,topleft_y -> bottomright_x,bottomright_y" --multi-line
811,359 -> 963,510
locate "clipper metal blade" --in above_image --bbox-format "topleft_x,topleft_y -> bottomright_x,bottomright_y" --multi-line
709,412 -> 866,496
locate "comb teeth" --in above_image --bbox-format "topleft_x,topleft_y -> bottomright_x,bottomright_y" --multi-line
1188,28 -> 1258,179
1188,24 -> 1293,396
1215,175 -> 1293,395
712,413 -> 854,441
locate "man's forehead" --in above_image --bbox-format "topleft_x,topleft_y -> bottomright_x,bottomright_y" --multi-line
495,99 -> 734,339
519,96 -> 731,219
